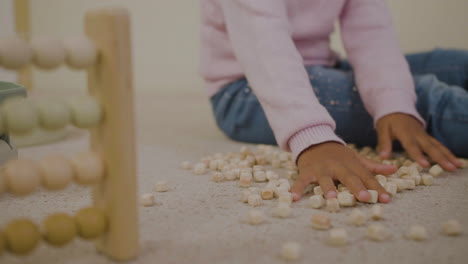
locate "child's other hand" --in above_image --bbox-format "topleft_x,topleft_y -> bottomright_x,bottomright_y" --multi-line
290,142 -> 397,202
376,113 -> 463,171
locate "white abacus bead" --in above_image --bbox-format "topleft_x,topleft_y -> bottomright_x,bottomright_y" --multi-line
459,159 -> 468,169
308,195 -> 325,209
266,170 -> 279,181
241,190 -> 251,203
38,154 -> 73,190
247,194 -> 262,207
384,182 -> 398,196
67,96 -> 103,128
442,220 -> 463,236
366,190 -> 378,204
71,152 -> 105,185
4,159 -> 40,195
271,159 -> 281,168
0,36 -> 32,69
313,186 -> 323,196
140,193 -> 155,207
370,204 -> 384,220
429,164 -> 444,177
328,228 -> 348,246
247,209 -> 265,225
36,99 -> 71,130
211,172 -> 224,182
193,163 -> 207,175
375,174 -> 387,185
347,209 -> 367,226
406,225 -> 428,241
224,170 -> 237,181
326,198 -> 340,212
239,172 -> 252,188
337,192 -> 356,207
253,170 -> 267,182
403,179 -> 416,190
310,214 -> 331,230
278,193 -> 292,205
261,187 -> 274,200
154,181 -> 169,192
2,97 -> 39,135
272,203 -> 291,218
30,37 -> 65,69
367,224 -> 390,241
63,36 -> 97,69
280,242 -> 302,261
421,173 -> 434,186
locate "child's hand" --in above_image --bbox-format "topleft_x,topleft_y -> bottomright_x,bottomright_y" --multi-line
290,142 -> 397,202
376,113 -> 463,171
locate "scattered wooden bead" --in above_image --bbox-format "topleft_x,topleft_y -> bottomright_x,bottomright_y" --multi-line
4,219 -> 40,255
271,159 -> 281,168
337,192 -> 356,207
140,193 -> 155,207
43,213 -> 77,246
253,170 -> 267,182
366,224 -> 390,241
193,163 -> 207,175
180,161 -> 192,170
274,186 -> 289,197
253,165 -> 264,171
75,207 -> 107,239
63,36 -> 97,69
224,170 -> 237,181
370,204 -> 384,220
406,225 -> 428,241
154,181 -> 169,192
241,190 -> 251,203
272,203 -> 291,218
39,154 -> 74,190
278,193 -> 292,205
366,190 -> 378,204
67,96 -> 103,128
459,158 -> 468,169
71,152 -> 105,185
255,155 -> 266,165
442,220 -> 463,236
347,209 -> 367,226
36,99 -> 71,130
429,164 -> 443,177
261,187 -> 274,200
375,174 -> 387,185
313,186 -> 323,196
208,159 -> 218,170
286,170 -> 298,180
0,36 -> 32,69
2,97 -> 39,135
326,198 -> 340,212
384,182 -> 397,196
403,179 -> 416,190
422,173 -> 434,186
239,172 -> 252,188
247,209 -> 266,225
308,195 -> 325,209
266,170 -> 279,181
311,214 -> 331,230
390,178 -> 406,192
280,241 -> 302,261
4,159 -> 40,195
247,194 -> 262,207
328,228 -> 348,246
303,184 -> 315,195
211,172 -> 224,182
30,37 -> 65,69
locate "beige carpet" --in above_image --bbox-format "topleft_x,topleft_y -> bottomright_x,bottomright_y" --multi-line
1,91 -> 467,264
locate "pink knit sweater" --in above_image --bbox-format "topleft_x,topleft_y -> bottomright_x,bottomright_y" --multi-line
199,0 -> 424,161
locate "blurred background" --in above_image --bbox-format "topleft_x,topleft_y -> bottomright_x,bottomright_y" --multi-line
1,0 -> 468,94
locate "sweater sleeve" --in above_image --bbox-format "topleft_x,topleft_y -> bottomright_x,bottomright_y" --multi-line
339,0 -> 425,126
220,0 -> 344,161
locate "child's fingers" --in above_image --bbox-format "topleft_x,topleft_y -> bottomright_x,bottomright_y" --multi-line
357,154 -> 397,175
351,164 -> 391,203
377,126 -> 392,159
418,138 -> 456,171
429,137 -> 462,168
290,173 -> 314,201
316,173 -> 337,199
334,168 -> 370,202
399,136 -> 430,167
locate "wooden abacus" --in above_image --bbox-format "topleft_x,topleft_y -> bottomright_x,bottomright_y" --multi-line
0,8 -> 138,261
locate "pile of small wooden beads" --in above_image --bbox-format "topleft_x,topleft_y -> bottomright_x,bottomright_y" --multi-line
0,95 -> 103,136
0,151 -> 105,196
0,207 -> 107,256
0,36 -> 97,70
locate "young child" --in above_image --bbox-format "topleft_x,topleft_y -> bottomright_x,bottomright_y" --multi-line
199,0 -> 467,203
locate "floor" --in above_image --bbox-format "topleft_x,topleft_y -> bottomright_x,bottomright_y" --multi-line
0,91 -> 467,264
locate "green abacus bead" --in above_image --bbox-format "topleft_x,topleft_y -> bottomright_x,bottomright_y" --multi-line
36,99 -> 70,130
43,213 -> 77,246
0,230 -> 5,255
2,97 -> 38,135
67,97 -> 103,128
5,219 -> 40,255
75,207 -> 107,239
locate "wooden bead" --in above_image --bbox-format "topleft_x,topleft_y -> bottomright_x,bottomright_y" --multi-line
0,36 -> 32,70
4,219 -> 40,255
4,159 -> 40,195
30,37 -> 65,69
39,154 -> 73,190
36,99 -> 71,130
1,97 -> 39,135
75,207 -> 107,239
43,213 -> 77,246
67,96 -> 103,128
0,230 -> 5,255
63,36 -> 97,69
71,152 -> 105,185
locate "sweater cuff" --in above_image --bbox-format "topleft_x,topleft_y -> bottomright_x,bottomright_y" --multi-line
371,90 -> 426,128
288,125 -> 345,163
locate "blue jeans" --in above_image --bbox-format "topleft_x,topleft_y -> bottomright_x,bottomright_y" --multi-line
210,49 -> 468,158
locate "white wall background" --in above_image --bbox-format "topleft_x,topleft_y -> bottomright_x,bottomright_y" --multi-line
9,0 -> 468,93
